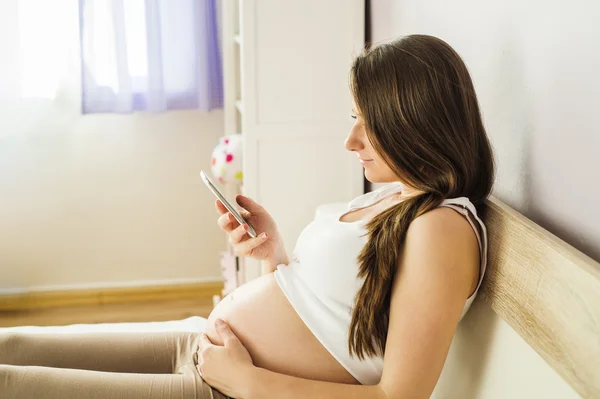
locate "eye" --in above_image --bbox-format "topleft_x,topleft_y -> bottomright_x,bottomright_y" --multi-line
350,114 -> 357,120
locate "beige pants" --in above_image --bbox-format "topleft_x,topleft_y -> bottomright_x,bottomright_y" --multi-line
0,331 -> 229,399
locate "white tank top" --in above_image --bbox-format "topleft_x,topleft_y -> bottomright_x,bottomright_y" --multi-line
273,182 -> 488,385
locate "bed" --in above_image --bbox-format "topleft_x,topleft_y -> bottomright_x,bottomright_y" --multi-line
1,196 -> 598,398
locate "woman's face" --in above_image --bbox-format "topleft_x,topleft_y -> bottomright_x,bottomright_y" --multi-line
345,100 -> 399,183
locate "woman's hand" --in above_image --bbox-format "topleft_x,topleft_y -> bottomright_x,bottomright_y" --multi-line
216,195 -> 289,266
196,319 -> 255,398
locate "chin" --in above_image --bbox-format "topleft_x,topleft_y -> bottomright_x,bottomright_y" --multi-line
364,169 -> 399,184
364,170 -> 384,184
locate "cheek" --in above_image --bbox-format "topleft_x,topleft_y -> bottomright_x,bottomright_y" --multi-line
370,150 -> 385,165
369,156 -> 393,175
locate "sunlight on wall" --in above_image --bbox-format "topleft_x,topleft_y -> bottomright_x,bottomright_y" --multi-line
17,0 -> 79,99
17,0 -> 150,99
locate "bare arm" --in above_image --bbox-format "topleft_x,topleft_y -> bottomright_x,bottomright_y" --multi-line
261,249 -> 290,275
216,195 -> 290,276
245,368 -> 386,399
378,207 -> 480,399
203,207 -> 479,399
247,207 -> 479,399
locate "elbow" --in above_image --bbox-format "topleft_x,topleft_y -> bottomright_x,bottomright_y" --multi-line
376,383 -> 432,399
375,384 -> 390,399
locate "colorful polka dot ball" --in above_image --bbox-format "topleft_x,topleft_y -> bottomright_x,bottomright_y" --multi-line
210,134 -> 243,184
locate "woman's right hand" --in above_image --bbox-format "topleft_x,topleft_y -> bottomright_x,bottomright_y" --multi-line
216,194 -> 289,265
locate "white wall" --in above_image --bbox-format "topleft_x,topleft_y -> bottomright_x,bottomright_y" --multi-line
370,0 -> 600,262
370,0 -> 598,397
0,0 -> 225,291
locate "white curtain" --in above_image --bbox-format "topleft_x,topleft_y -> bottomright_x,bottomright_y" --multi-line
79,0 -> 223,114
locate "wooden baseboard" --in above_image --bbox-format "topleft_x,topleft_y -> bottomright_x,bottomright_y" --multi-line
0,281 -> 224,311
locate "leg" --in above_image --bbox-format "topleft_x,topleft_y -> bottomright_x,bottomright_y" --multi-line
0,363 -> 230,399
0,331 -> 199,374
0,332 -> 230,399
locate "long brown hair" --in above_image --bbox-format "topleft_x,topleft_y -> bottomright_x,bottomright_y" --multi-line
348,34 -> 495,359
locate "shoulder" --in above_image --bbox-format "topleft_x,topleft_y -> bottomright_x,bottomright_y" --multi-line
400,205 -> 480,293
407,205 -> 477,248
382,204 -> 482,397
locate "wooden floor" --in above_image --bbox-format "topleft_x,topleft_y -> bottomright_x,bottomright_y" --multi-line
0,298 -> 214,328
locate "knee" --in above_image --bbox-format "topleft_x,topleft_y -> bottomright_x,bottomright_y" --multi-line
173,332 -> 203,368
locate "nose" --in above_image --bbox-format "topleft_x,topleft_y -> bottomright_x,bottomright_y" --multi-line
344,125 -> 364,152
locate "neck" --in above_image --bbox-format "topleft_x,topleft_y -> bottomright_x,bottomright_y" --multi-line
395,183 -> 424,200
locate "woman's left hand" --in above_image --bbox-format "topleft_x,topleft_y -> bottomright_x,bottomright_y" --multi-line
196,319 -> 255,398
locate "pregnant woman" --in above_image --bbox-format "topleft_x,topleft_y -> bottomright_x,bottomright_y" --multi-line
1,34 -> 494,399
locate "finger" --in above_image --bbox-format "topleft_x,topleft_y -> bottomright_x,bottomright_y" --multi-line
215,199 -> 228,215
229,222 -> 249,245
197,332 -> 213,351
217,212 -> 238,232
215,319 -> 239,346
237,232 -> 268,256
235,195 -> 264,214
216,198 -> 251,218
240,209 -> 251,219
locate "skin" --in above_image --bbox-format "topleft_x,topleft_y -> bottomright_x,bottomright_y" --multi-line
196,103 -> 481,399
345,101 -> 423,197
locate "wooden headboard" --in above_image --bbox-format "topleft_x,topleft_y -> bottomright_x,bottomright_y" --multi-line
478,196 -> 600,398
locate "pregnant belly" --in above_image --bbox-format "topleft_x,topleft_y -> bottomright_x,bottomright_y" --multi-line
204,273 -> 359,384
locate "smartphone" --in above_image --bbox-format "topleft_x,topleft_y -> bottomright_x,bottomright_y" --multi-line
200,170 -> 257,238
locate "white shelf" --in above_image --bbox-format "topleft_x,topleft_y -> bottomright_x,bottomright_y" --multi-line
222,0 -> 365,283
